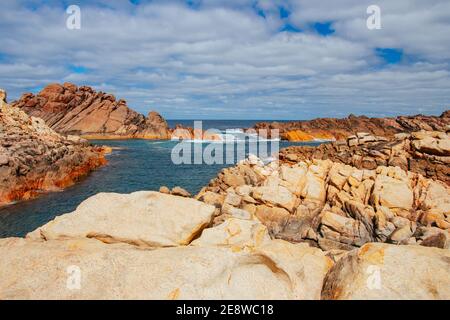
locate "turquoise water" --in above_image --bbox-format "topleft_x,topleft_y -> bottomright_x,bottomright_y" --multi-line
0,121 -> 325,238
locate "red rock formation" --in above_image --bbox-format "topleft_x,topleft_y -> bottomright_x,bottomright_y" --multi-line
0,90 -> 108,206
253,112 -> 450,141
13,83 -> 170,139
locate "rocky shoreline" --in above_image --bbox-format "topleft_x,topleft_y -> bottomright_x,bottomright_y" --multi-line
197,153 -> 450,253
0,127 -> 449,299
15,82 -> 450,144
12,83 -> 221,141
279,131 -> 450,185
1,84 -> 449,299
0,89 -> 109,207
253,111 -> 450,141
13,83 -> 172,140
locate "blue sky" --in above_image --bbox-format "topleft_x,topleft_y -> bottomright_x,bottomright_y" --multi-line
0,0 -> 449,119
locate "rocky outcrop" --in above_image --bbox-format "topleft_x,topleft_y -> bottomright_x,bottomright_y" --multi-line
0,192 -> 332,300
13,83 -> 171,139
196,154 -> 450,256
280,131 -> 450,186
27,191 -> 215,247
253,111 -> 450,141
322,243 -> 450,299
0,90 -> 107,206
1,188 -> 448,299
0,237 -> 331,300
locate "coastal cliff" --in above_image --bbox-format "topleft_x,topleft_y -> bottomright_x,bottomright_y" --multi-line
0,89 -> 108,206
13,83 -> 171,140
254,112 -> 450,141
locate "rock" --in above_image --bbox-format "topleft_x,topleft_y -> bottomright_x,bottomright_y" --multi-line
198,152 -> 450,251
255,205 -> 291,235
191,218 -> 271,249
0,89 -> 6,102
286,154 -> 298,162
12,83 -> 170,139
235,185 -> 252,196
247,154 -> 264,166
374,209 -> 396,242
224,192 -> 242,207
415,227 -> 450,249
322,243 -> 450,299
412,131 -> 450,156
279,129 -> 450,186
27,191 -> 215,248
371,173 -> 413,212
254,112 -> 449,143
0,92 -> 106,206
254,239 -> 333,300
301,171 -> 326,202
222,170 -> 246,187
320,211 -> 372,247
252,185 -> 296,212
420,180 -> 450,214
318,237 -> 357,251
221,203 -> 252,220
159,186 -> 170,194
280,164 -> 307,195
170,186 -> 191,198
0,155 -> 9,166
198,191 -> 224,208
389,225 -> 414,244
0,237 -> 329,300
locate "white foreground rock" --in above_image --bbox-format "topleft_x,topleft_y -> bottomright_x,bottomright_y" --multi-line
0,237 -> 331,300
322,243 -> 450,300
191,218 -> 272,249
27,191 -> 215,248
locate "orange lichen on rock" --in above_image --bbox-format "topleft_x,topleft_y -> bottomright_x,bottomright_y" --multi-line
284,130 -> 315,141
0,154 -> 107,206
284,130 -> 335,142
358,243 -> 385,265
0,90 -> 108,207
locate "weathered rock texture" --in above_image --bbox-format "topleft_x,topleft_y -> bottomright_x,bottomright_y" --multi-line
0,90 -> 107,206
280,131 -> 450,186
27,191 -> 216,248
0,187 -> 448,299
253,111 -> 450,141
0,236 -> 332,300
197,153 -> 450,257
0,192 -> 332,300
322,243 -> 450,299
13,83 -> 170,139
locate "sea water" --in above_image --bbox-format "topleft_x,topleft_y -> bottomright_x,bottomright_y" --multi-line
0,120 -> 325,237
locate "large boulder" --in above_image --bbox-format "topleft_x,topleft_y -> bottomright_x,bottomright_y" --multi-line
0,234 -> 332,299
322,243 -> 450,299
27,191 -> 215,248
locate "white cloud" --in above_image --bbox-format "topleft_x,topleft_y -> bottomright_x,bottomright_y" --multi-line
0,0 -> 448,119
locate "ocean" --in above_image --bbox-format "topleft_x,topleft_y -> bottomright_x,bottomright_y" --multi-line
0,120 -> 325,237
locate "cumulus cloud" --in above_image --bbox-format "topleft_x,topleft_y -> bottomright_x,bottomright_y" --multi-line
0,0 -> 448,119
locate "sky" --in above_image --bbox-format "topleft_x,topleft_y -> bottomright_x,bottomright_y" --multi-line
0,0 -> 449,120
